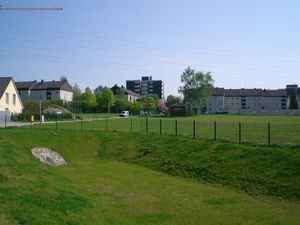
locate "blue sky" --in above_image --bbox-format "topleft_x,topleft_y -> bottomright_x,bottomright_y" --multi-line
1,0 -> 300,96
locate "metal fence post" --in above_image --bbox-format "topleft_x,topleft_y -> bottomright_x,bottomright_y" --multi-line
175,120 -> 178,136
268,122 -> 271,147
214,121 -> 217,141
4,115 -> 7,128
160,119 -> 162,135
239,122 -> 242,144
56,116 -> 58,132
193,120 -> 196,139
130,117 -> 133,132
146,118 -> 148,133
81,118 -> 83,131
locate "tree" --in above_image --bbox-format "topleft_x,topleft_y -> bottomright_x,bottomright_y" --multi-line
128,101 -> 141,115
138,95 -> 157,114
113,98 -> 128,113
94,85 -> 104,95
166,95 -> 176,107
60,75 -> 68,81
82,87 -> 97,112
72,83 -> 82,101
178,67 -> 214,113
96,87 -> 115,113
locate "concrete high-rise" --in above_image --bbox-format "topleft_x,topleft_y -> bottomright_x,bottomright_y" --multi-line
126,76 -> 164,99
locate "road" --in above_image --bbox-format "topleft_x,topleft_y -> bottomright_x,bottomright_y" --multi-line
0,117 -> 121,128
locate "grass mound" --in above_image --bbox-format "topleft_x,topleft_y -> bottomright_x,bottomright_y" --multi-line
97,132 -> 300,200
0,129 -> 299,225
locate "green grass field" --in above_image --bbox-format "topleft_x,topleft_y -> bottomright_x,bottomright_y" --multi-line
79,113 -> 119,119
28,114 -> 300,146
0,128 -> 300,224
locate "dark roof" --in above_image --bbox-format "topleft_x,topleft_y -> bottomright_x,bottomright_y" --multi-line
124,88 -> 139,96
15,81 -> 37,90
262,89 -> 287,97
211,88 -> 225,96
225,88 -> 262,97
16,80 -> 73,92
0,77 -> 13,99
111,84 -> 139,96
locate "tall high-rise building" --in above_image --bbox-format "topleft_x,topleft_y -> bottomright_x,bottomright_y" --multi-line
126,76 -> 164,99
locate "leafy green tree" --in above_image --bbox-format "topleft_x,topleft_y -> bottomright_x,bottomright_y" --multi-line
60,75 -> 68,81
116,88 -> 126,97
178,66 -> 214,113
82,87 -> 97,112
113,98 -> 128,113
138,95 -> 157,114
96,87 -> 115,113
72,83 -> 82,101
94,85 -> 104,95
128,101 -> 141,115
166,95 -> 176,107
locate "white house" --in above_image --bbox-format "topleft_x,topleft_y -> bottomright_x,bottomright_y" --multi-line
0,77 -> 24,118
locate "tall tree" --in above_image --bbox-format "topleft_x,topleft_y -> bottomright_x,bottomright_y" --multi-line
72,83 -> 82,101
96,87 -> 115,113
82,87 -> 97,112
178,67 -> 214,113
138,95 -> 156,114
94,85 -> 104,95
166,95 -> 176,107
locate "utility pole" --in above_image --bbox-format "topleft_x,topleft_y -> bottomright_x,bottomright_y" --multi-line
39,96 -> 42,124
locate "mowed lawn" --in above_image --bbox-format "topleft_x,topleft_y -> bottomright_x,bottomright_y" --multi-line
29,114 -> 300,145
0,129 -> 300,225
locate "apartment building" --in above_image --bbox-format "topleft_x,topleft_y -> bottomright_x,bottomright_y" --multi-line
126,76 -> 164,99
206,85 -> 295,114
225,89 -> 263,111
206,88 -> 225,113
16,80 -> 73,102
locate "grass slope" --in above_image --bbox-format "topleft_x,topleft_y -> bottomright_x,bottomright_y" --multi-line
0,129 -> 299,225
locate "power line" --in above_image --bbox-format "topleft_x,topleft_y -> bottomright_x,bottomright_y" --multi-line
1,50 -> 299,81
1,28 -> 299,62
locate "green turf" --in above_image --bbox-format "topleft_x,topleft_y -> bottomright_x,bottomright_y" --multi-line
25,114 -> 300,146
0,129 -> 300,224
79,113 -> 119,119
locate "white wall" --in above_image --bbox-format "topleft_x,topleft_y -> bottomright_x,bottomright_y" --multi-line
60,90 -> 73,102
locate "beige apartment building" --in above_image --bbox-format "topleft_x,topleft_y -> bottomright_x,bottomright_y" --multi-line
206,85 -> 296,114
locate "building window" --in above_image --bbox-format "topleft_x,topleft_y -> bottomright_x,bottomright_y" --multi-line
13,94 -> 16,105
5,93 -> 9,105
46,91 -> 52,100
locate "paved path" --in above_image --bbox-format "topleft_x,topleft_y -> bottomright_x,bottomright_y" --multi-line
0,121 -> 31,128
0,117 -> 122,128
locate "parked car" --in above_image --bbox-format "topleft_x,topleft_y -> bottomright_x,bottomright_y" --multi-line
120,111 -> 129,117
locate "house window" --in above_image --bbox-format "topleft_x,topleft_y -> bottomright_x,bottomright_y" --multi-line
13,94 -> 16,105
46,91 -> 52,100
5,93 -> 9,105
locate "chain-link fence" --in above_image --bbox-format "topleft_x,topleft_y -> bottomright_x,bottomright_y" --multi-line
3,117 -> 300,146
